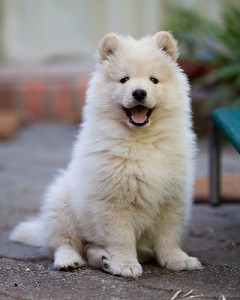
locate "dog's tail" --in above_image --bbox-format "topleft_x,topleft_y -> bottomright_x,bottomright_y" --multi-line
9,218 -> 46,247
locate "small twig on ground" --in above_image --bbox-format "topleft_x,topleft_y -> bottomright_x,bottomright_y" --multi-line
170,290 -> 182,300
183,290 -> 194,297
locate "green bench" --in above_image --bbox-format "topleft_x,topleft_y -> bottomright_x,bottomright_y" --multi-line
209,108 -> 240,206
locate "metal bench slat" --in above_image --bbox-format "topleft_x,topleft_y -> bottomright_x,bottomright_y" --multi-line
211,108 -> 240,153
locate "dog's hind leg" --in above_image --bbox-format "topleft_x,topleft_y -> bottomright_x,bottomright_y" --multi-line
86,245 -> 110,269
42,173 -> 86,270
49,215 -> 86,271
53,245 -> 86,271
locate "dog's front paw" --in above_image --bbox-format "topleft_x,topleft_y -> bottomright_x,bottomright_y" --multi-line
102,256 -> 142,277
53,245 -> 86,271
160,250 -> 202,271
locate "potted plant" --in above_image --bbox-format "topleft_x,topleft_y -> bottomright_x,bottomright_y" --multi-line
165,5 -> 218,80
199,4 -> 240,110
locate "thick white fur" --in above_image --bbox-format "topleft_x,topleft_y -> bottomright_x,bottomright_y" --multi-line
10,32 -> 202,277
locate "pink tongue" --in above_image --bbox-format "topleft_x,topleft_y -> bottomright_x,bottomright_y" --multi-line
130,106 -> 148,124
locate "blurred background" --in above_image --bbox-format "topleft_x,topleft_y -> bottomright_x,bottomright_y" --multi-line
0,0 -> 240,202
0,0 -> 240,138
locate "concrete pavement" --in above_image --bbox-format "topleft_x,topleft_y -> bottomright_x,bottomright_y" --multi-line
0,123 -> 240,299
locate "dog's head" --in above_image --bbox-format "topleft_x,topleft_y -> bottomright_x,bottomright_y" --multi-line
89,32 -> 189,129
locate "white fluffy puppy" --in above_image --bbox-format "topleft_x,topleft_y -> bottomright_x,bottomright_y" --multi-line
10,32 -> 202,277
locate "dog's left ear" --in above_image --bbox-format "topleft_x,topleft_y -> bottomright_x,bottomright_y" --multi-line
154,31 -> 178,61
98,33 -> 119,61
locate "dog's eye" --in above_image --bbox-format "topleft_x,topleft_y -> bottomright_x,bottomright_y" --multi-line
120,77 -> 129,84
150,77 -> 159,84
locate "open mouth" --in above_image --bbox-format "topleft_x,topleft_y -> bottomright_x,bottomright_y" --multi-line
123,105 -> 154,127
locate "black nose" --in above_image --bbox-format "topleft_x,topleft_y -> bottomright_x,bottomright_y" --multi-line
132,89 -> 147,102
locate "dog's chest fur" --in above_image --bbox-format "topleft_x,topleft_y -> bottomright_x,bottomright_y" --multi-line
81,135 -> 177,208
70,123 -> 189,235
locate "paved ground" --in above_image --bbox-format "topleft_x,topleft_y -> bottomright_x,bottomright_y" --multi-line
0,123 -> 240,300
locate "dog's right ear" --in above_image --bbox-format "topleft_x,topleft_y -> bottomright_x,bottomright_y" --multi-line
98,33 -> 119,61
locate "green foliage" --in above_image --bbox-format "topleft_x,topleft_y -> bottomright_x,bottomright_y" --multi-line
202,4 -> 240,108
166,4 -> 240,108
165,6 -> 218,62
